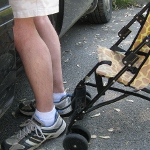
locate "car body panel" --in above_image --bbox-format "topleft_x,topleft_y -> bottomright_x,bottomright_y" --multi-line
0,0 -> 9,8
60,0 -> 94,37
0,0 -> 16,118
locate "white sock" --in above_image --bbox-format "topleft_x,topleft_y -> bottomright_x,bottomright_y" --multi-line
34,106 -> 56,127
53,92 -> 66,103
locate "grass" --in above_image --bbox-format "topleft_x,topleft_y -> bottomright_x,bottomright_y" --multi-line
112,0 -> 141,9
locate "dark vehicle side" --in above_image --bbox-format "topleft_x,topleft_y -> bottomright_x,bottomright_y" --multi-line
0,0 -> 16,118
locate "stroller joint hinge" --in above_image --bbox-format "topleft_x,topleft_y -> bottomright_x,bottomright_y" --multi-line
123,52 -> 139,67
145,36 -> 150,47
118,26 -> 131,39
135,14 -> 145,25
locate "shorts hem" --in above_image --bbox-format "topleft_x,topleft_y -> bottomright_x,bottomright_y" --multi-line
13,6 -> 59,18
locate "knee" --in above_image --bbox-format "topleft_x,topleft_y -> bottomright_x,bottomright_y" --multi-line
34,16 -> 50,26
13,18 -> 36,53
13,18 -> 35,39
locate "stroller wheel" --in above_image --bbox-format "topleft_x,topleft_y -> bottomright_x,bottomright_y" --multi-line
71,125 -> 91,142
63,133 -> 88,150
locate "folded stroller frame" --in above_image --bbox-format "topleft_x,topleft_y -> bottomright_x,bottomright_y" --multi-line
63,3 -> 150,150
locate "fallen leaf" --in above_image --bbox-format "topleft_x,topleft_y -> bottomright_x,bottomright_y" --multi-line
77,64 -> 80,68
114,108 -> 121,112
65,88 -> 69,92
76,42 -> 82,45
108,128 -> 114,132
103,82 -> 107,86
126,99 -> 134,103
126,141 -> 129,145
99,136 -> 110,139
18,98 -> 27,102
12,111 -> 16,118
64,58 -> 69,63
91,135 -> 97,139
91,113 -> 100,118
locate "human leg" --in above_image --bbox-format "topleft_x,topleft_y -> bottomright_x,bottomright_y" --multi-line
14,18 -> 54,113
18,16 -> 73,117
34,16 -> 64,93
34,16 -> 72,113
1,17 -> 66,150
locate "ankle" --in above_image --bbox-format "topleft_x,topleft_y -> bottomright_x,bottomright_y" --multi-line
53,92 -> 66,103
34,106 -> 56,126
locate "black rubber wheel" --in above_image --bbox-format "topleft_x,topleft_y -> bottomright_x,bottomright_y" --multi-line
86,0 -> 112,24
71,125 -> 91,142
63,133 -> 88,150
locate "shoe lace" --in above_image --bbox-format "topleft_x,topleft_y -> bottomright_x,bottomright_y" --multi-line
17,119 -> 46,140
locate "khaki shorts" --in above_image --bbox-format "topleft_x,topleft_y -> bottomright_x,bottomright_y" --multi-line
9,0 -> 59,18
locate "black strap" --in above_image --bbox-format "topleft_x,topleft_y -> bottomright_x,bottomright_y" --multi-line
110,45 -> 126,52
127,66 -> 138,74
128,50 -> 150,86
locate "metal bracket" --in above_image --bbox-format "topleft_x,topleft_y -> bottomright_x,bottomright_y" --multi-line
123,52 -> 139,67
135,14 -> 145,25
118,26 -> 131,39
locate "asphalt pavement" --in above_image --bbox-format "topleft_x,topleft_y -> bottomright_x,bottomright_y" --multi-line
0,6 -> 150,150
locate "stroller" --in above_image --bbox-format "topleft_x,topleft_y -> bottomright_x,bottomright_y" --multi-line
63,2 -> 150,150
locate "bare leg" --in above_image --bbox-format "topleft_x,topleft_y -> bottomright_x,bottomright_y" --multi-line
33,16 -> 64,93
13,18 -> 54,112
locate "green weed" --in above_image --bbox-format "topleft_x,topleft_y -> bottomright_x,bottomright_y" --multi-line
113,0 -> 138,9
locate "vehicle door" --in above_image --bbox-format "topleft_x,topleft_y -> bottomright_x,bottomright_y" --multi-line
0,0 -> 16,118
60,0 -> 94,37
